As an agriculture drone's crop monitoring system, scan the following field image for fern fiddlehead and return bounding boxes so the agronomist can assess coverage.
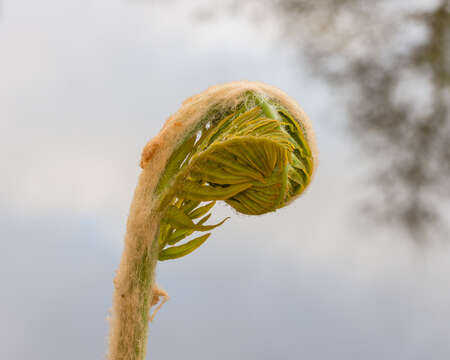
[107,81,317,360]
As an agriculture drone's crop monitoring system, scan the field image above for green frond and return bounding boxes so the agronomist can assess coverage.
[155,135,196,194]
[180,199,201,214]
[159,233,211,261]
[167,213,212,246]
[188,201,216,219]
[163,205,229,231]
[178,181,253,201]
[155,91,314,261]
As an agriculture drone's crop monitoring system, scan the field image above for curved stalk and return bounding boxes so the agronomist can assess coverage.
[107,81,318,360]
[108,168,162,360]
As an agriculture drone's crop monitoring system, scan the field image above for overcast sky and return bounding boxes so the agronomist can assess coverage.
[1,1,449,359]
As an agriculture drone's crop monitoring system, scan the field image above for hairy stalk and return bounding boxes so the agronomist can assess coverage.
[108,169,162,360]
[107,81,317,360]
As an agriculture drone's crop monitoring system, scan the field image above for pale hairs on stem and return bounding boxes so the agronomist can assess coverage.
[107,81,317,360]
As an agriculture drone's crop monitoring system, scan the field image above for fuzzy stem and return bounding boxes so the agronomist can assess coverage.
[108,167,161,360]
[107,82,317,359]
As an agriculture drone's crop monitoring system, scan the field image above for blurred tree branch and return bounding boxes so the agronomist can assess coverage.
[149,0,450,242]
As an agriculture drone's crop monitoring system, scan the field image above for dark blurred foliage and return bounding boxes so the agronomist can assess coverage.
[269,0,450,244]
[153,0,450,242]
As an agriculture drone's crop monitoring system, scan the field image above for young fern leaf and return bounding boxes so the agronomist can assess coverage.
[162,205,229,232]
[177,181,253,201]
[155,135,196,194]
[188,201,216,219]
[167,213,212,246]
[159,233,211,261]
[180,199,201,214]
[108,81,317,360]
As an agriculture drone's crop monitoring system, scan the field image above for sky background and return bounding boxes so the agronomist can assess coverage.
[1,1,449,359]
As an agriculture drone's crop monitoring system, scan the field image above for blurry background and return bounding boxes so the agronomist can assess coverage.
[1,0,449,359]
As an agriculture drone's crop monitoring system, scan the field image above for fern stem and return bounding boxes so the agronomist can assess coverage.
[108,167,161,360]
[106,81,318,360]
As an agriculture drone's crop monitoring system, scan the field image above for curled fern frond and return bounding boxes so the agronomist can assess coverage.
[153,91,316,261]
[108,81,317,360]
